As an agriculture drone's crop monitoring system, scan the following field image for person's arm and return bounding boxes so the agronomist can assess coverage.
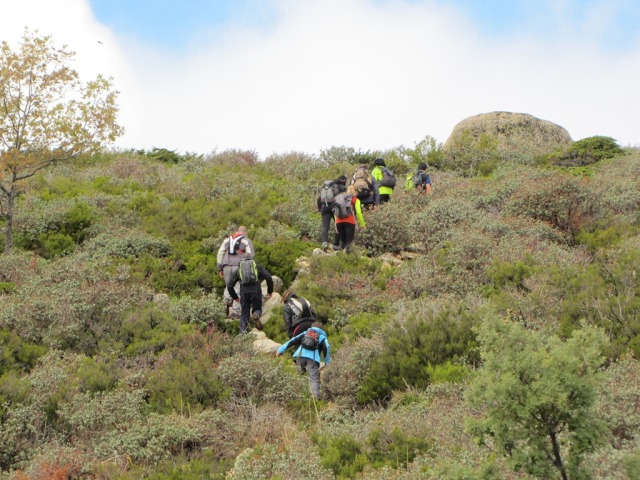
[276,331,304,356]
[354,199,365,229]
[372,178,380,205]
[227,271,239,300]
[242,238,255,259]
[322,337,330,365]
[259,265,274,296]
[216,239,227,272]
[424,174,433,193]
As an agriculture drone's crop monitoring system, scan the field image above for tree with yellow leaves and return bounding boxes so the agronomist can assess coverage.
[0,30,123,254]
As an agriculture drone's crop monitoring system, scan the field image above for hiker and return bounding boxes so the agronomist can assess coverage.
[276,321,330,399]
[227,254,274,334]
[216,226,255,319]
[371,158,396,204]
[334,185,365,254]
[317,175,347,252]
[349,164,379,211]
[282,290,317,338]
[404,162,433,193]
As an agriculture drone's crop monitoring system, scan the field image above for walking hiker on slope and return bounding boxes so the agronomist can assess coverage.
[282,290,317,338]
[227,254,274,334]
[317,175,347,252]
[371,158,396,204]
[404,162,433,194]
[349,164,380,211]
[216,226,255,319]
[276,321,331,399]
[334,185,365,254]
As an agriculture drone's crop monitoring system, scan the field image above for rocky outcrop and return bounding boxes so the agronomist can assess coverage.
[444,111,573,159]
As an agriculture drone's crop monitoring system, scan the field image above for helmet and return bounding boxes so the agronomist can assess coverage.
[374,158,385,167]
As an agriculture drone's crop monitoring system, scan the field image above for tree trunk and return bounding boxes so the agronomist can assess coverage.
[550,431,569,480]
[2,188,15,255]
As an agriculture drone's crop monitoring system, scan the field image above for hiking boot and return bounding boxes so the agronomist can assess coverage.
[321,242,328,252]
[251,312,263,330]
[332,244,340,251]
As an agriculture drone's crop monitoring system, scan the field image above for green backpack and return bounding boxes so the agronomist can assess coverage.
[404,171,423,192]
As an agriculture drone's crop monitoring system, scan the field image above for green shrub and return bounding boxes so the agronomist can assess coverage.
[0,328,46,375]
[146,353,227,414]
[549,136,623,167]
[231,443,332,480]
[356,306,478,405]
[319,434,368,477]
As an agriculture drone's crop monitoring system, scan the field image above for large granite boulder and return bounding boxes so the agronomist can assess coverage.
[444,111,573,159]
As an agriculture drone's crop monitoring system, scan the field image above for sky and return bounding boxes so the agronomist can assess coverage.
[1,0,639,158]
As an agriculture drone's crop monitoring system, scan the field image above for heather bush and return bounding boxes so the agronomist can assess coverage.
[0,253,150,352]
[93,412,202,465]
[506,173,597,235]
[230,442,332,480]
[322,336,384,406]
[84,229,171,258]
[408,197,483,250]
[56,389,147,447]
[168,293,227,329]
[216,353,306,405]
[357,197,413,255]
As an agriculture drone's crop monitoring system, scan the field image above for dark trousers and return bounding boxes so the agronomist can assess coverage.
[336,223,356,252]
[321,211,339,246]
[239,291,262,333]
[380,194,391,204]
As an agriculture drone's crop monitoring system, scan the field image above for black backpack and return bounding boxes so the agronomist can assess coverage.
[301,328,320,350]
[238,259,258,285]
[380,167,396,189]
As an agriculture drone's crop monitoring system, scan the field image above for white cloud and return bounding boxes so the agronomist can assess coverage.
[2,0,639,158]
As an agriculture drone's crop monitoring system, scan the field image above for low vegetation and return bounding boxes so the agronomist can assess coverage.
[1,112,639,478]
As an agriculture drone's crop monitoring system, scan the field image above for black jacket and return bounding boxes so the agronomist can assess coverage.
[227,264,274,299]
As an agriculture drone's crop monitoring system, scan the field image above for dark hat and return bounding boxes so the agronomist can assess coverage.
[418,162,428,170]
[334,175,347,185]
[374,158,385,167]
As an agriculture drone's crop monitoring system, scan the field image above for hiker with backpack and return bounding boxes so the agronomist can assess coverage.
[349,164,380,211]
[317,175,347,252]
[227,254,274,334]
[404,162,433,193]
[276,321,330,399]
[282,290,317,338]
[333,185,365,254]
[216,226,255,319]
[371,158,396,204]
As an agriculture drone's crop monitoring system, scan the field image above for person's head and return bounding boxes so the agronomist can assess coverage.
[334,175,347,185]
[418,162,427,171]
[311,321,324,330]
[374,158,386,167]
[237,225,248,235]
[282,289,294,303]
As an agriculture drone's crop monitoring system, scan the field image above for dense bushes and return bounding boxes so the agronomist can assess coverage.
[2,145,640,478]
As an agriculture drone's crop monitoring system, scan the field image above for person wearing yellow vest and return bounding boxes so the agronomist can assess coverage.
[371,158,396,204]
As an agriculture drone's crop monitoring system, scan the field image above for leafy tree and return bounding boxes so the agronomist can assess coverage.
[0,30,123,253]
[467,318,609,480]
